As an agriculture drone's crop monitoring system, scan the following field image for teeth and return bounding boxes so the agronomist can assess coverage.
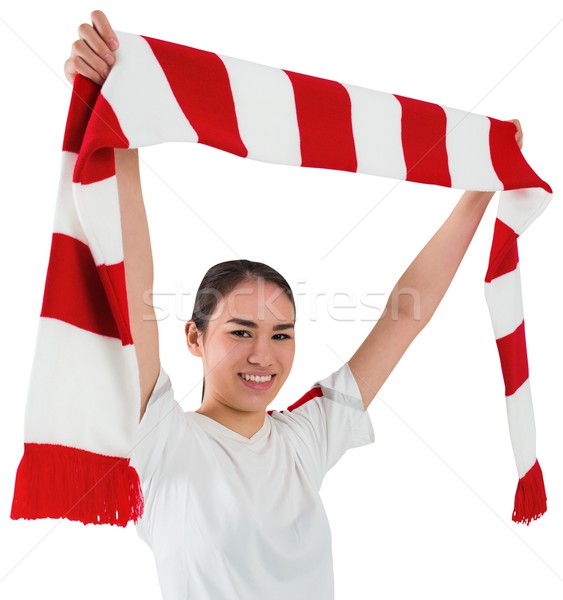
[241,373,272,383]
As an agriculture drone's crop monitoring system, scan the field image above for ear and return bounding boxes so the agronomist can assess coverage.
[185,320,204,357]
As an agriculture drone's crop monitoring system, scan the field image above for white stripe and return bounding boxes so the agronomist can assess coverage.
[483,264,523,340]
[25,317,140,456]
[505,378,537,479]
[73,176,123,266]
[497,188,553,236]
[103,31,198,148]
[52,152,88,246]
[443,107,503,191]
[313,362,367,408]
[343,83,405,179]
[218,54,302,166]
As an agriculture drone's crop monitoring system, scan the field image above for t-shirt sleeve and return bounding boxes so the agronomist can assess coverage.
[279,361,375,488]
[130,362,185,489]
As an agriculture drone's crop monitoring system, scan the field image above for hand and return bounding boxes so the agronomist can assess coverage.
[64,10,119,86]
[508,118,523,149]
[466,118,522,198]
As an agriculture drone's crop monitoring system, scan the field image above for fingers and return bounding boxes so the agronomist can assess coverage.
[64,53,106,86]
[90,10,119,52]
[508,118,523,150]
[66,36,108,85]
[64,10,119,86]
[78,22,114,66]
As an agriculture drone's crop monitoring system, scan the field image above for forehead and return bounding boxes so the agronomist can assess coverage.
[214,279,294,323]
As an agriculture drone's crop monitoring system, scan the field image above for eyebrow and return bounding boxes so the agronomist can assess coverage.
[225,318,295,331]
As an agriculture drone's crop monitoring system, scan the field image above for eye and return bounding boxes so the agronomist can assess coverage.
[231,330,250,338]
[230,331,292,340]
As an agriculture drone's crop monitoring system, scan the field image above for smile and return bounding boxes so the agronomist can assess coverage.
[238,373,276,390]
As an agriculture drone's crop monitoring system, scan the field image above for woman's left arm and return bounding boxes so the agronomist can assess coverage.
[347,120,523,410]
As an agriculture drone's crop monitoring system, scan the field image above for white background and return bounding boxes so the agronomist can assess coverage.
[1,1,562,598]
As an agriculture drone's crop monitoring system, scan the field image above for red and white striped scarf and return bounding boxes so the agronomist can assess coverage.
[11,30,552,527]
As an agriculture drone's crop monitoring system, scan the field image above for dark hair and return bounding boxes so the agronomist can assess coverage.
[188,259,296,402]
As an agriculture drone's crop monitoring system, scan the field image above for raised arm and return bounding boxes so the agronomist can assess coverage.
[346,120,523,411]
[64,10,160,423]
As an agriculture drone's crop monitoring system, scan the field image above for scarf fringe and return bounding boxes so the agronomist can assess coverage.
[11,442,144,527]
[512,459,547,525]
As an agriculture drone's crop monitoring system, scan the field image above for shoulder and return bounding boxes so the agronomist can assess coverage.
[273,362,363,417]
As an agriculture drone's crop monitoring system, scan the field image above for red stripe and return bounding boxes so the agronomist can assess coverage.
[97,262,133,346]
[286,385,323,412]
[142,35,247,158]
[11,442,143,527]
[394,94,451,188]
[73,94,129,185]
[283,70,357,172]
[267,386,323,416]
[62,75,102,154]
[485,218,519,282]
[489,118,552,193]
[496,320,529,397]
[40,233,132,344]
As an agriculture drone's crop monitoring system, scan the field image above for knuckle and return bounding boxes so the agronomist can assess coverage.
[93,39,109,56]
[92,52,107,67]
[97,61,110,76]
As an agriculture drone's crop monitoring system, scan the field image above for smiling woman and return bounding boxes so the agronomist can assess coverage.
[184,259,297,411]
[129,251,377,597]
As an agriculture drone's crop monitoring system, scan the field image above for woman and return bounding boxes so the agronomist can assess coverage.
[64,10,522,599]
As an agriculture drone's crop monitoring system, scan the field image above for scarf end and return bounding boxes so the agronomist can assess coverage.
[10,442,144,527]
[512,459,547,525]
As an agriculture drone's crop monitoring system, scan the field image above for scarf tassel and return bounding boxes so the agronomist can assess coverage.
[512,459,547,525]
[11,442,144,527]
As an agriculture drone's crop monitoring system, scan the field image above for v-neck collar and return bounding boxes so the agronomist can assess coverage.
[190,410,271,443]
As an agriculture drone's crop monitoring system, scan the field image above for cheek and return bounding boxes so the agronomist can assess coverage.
[222,340,249,367]
[205,338,242,369]
[278,342,296,364]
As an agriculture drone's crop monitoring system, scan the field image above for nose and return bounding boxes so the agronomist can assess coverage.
[247,335,274,367]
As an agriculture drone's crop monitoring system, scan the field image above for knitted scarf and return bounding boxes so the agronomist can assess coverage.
[11,30,552,527]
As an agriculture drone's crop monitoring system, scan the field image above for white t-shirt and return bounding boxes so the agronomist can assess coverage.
[130,361,375,600]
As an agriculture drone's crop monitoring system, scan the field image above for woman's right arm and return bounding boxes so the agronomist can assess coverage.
[65,10,160,423]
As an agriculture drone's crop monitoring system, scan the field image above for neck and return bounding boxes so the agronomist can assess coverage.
[196,402,266,439]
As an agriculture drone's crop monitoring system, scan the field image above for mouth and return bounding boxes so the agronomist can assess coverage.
[238,373,276,390]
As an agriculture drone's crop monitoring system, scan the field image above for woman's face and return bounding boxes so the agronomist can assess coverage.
[195,278,296,413]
